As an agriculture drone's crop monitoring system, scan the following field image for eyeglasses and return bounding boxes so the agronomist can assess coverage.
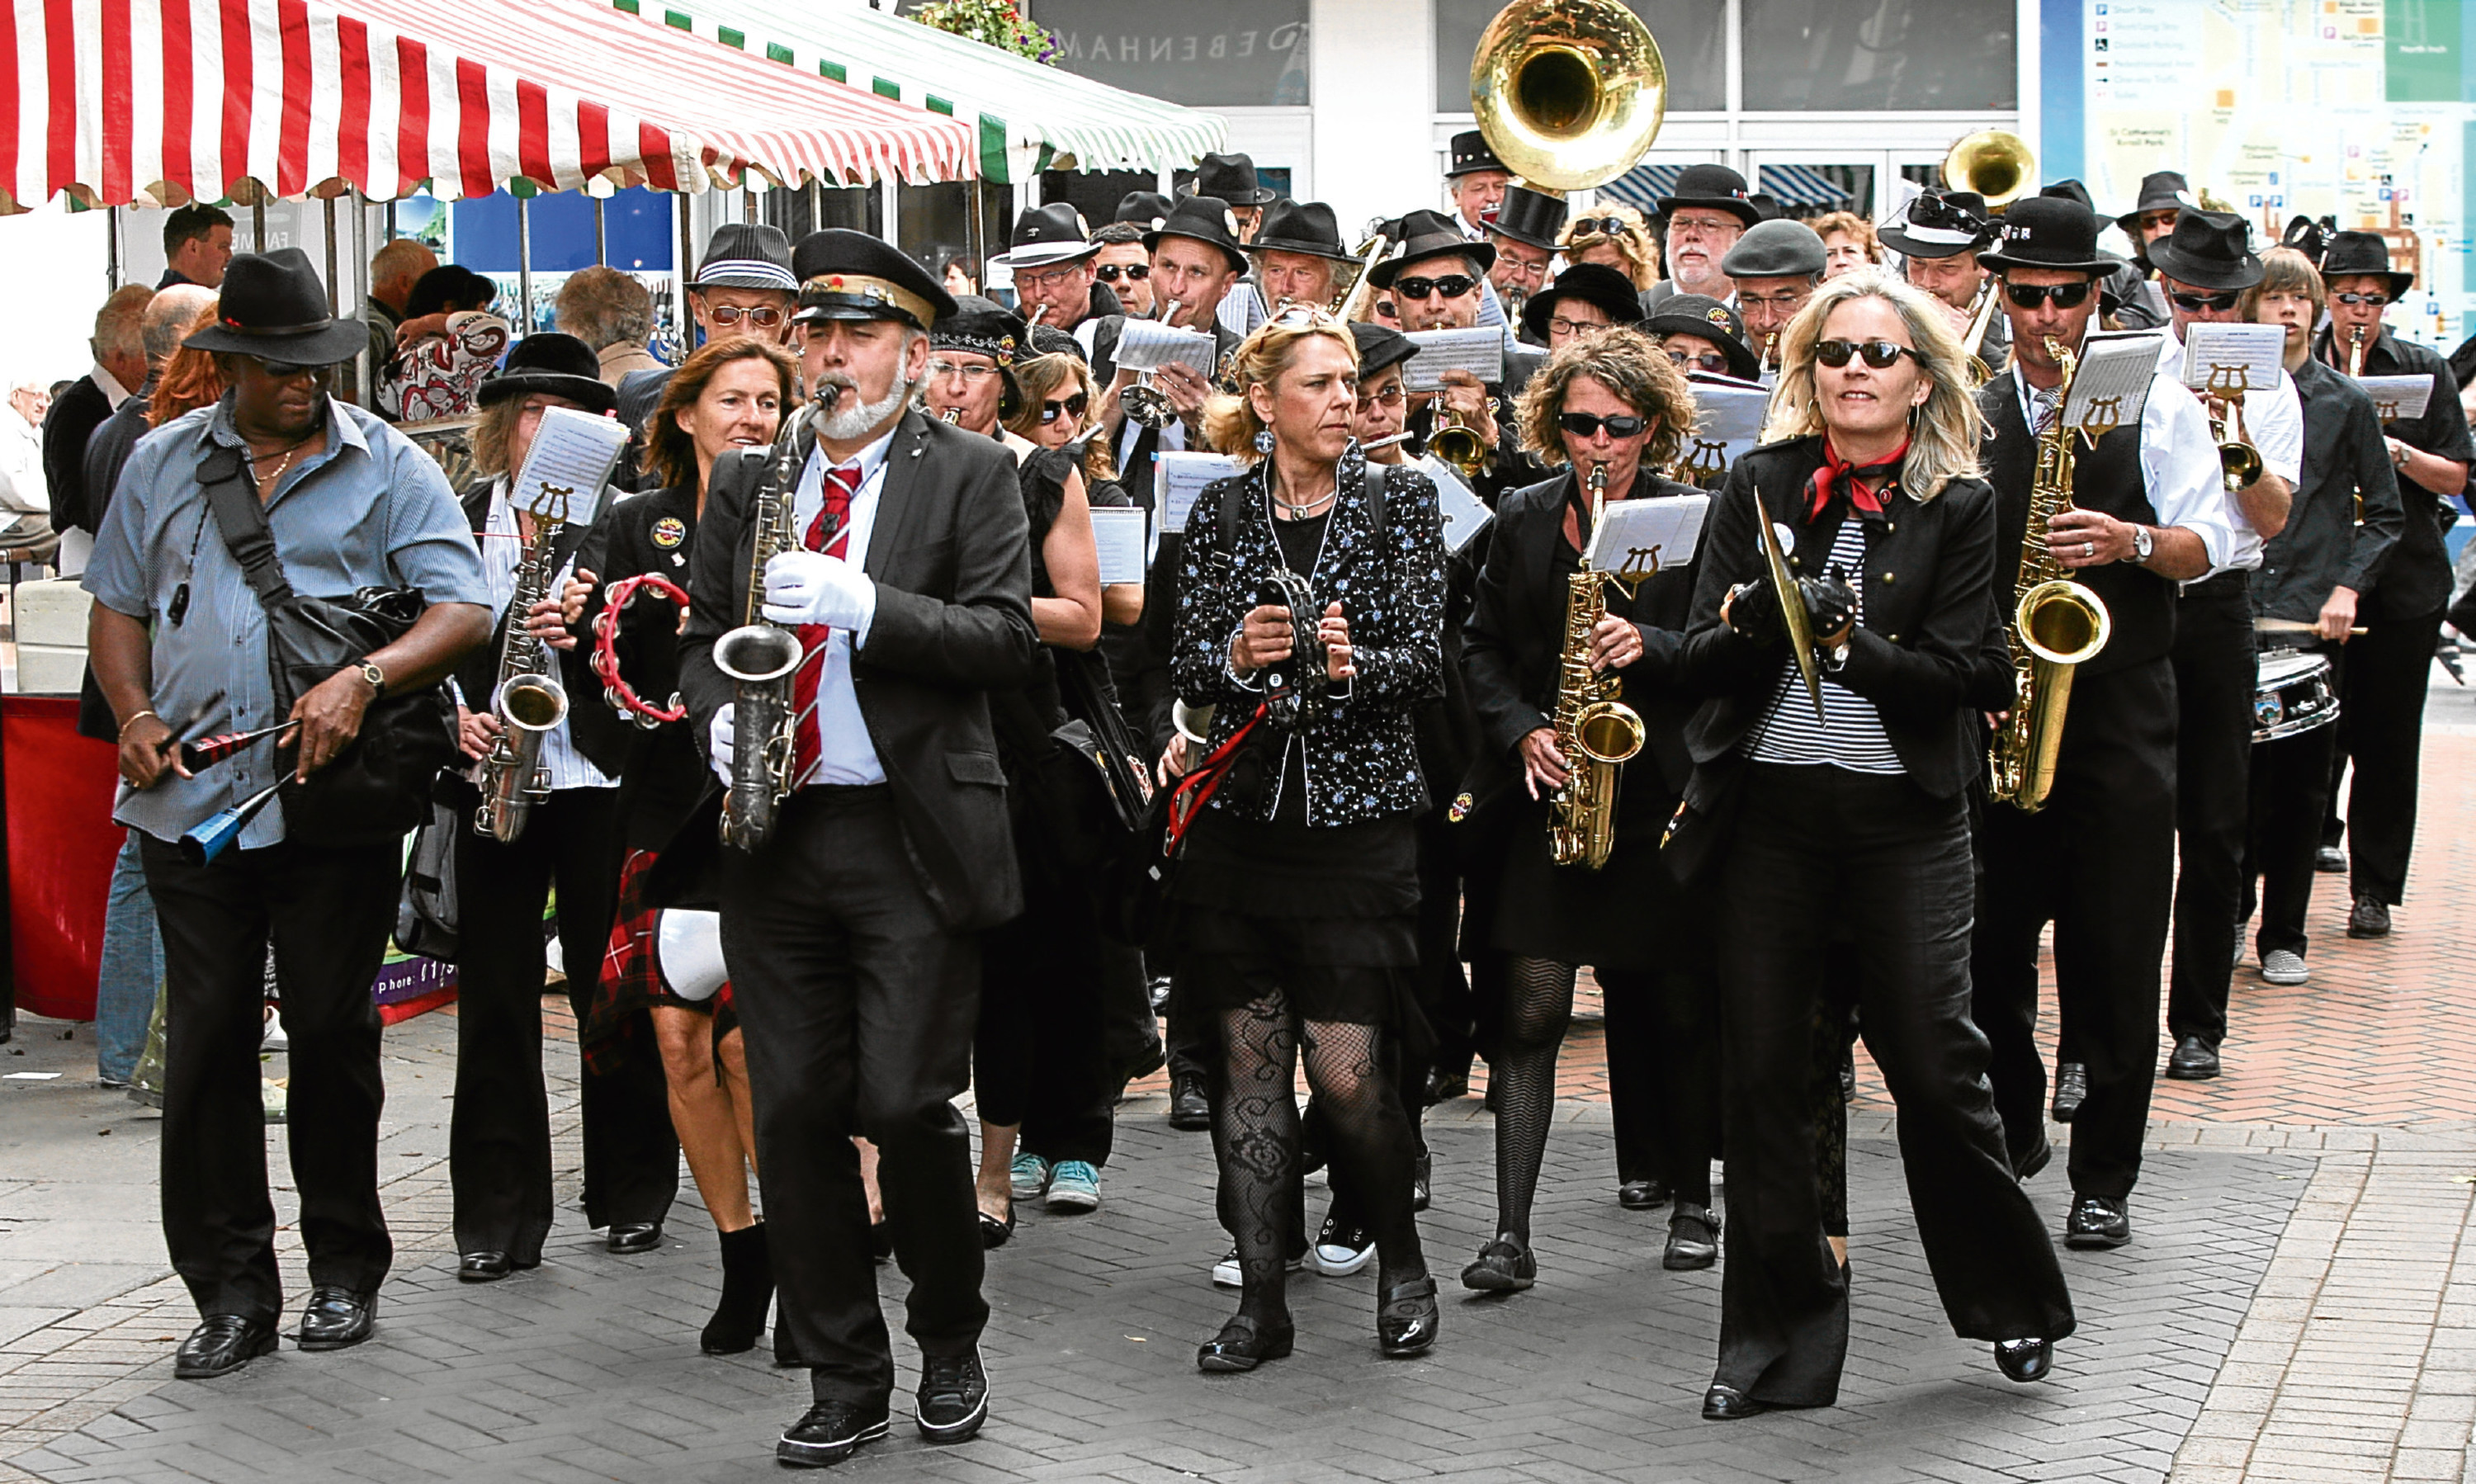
[1014,264,1086,293]
[2167,289,2243,312]
[2001,281,2094,310]
[706,305,786,328]
[1814,338,1925,370]
[1663,217,1739,241]
[926,360,1000,383]
[1392,274,1477,301]
[1548,315,1611,338]
[1568,217,1631,239]
[1038,391,1090,424]
[1666,348,1734,375]
[1558,411,1649,439]
[1355,386,1406,411]
[2333,291,2390,306]
[1094,263,1151,284]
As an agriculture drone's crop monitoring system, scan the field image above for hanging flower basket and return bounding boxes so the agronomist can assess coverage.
[909,0,1061,66]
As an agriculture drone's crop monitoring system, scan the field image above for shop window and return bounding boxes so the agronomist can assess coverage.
[1740,0,2015,111]
[1027,0,1311,106]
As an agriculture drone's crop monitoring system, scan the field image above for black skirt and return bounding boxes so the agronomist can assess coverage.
[1171,806,1420,1026]
[1487,784,1675,971]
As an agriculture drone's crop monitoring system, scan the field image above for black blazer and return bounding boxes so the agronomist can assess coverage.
[1680,437,2003,803]
[2256,359,2403,625]
[677,411,1041,932]
[1462,468,1703,808]
[455,480,629,778]
[572,483,707,849]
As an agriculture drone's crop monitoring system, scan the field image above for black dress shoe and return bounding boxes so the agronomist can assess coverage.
[776,1398,890,1467]
[1702,1383,1767,1420]
[1411,1152,1432,1213]
[173,1314,278,1378]
[2315,844,2346,874]
[978,1205,1015,1250]
[1664,1203,1719,1270]
[2049,1062,2088,1123]
[915,1347,989,1443]
[458,1250,513,1283]
[2166,1035,2221,1080]
[1459,1236,1536,1293]
[1167,1070,1212,1131]
[2013,1137,2053,1182]
[1994,1337,2053,1382]
[1425,1066,1469,1105]
[2348,893,2391,938]
[607,1222,663,1255]
[1377,1275,1439,1357]
[1196,1313,1295,1373]
[2065,1192,2131,1250]
[295,1286,376,1351]
[1618,1179,1670,1211]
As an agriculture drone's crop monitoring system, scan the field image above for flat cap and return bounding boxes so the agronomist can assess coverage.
[1721,219,1827,280]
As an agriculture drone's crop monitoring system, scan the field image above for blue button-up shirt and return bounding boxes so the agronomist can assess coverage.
[83,394,489,848]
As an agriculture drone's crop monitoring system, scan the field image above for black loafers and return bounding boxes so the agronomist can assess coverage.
[1995,1338,2054,1382]
[2315,844,2346,873]
[1618,1179,1670,1211]
[457,1250,513,1283]
[1459,1236,1536,1293]
[776,1398,890,1468]
[2049,1062,2088,1123]
[915,1347,989,1444]
[1664,1203,1719,1270]
[2166,1035,2221,1080]
[1377,1275,1439,1358]
[174,1314,279,1378]
[607,1222,663,1255]
[1702,1383,1767,1421]
[2348,893,2391,938]
[2066,1192,2131,1249]
[295,1286,376,1351]
[1197,1313,1295,1373]
[1167,1070,1212,1131]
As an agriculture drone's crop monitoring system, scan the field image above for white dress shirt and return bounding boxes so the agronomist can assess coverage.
[785,424,897,787]
[2011,360,2241,577]
[474,480,616,793]
[2155,333,2304,574]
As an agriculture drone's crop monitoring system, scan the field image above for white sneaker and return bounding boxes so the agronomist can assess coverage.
[1310,1214,1377,1277]
[1211,1245,1305,1288]
[261,1005,289,1052]
[2261,949,2310,985]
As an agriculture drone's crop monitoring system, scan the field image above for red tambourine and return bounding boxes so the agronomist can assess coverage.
[590,574,692,728]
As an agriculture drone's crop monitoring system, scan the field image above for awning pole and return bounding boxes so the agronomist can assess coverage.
[351,190,371,408]
[106,208,121,292]
[324,196,341,316]
[678,191,697,358]
[517,190,533,335]
[253,197,267,251]
[967,179,985,280]
[594,196,607,266]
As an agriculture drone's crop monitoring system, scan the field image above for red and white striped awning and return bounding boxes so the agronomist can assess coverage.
[1,0,980,213]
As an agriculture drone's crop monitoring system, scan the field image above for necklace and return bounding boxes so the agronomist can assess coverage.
[1271,470,1338,521]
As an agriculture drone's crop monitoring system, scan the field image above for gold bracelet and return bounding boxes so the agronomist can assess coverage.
[117,709,160,738]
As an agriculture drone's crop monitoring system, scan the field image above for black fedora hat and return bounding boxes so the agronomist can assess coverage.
[1185,152,1277,207]
[1519,263,1644,342]
[1250,200,1356,262]
[692,222,796,292]
[477,333,618,415]
[1144,195,1251,274]
[1489,186,1570,253]
[789,229,954,331]
[1348,321,1417,380]
[990,203,1099,271]
[182,248,371,366]
[1655,163,1761,228]
[2114,170,2196,238]
[1977,196,2124,276]
[1367,209,1495,288]
[1878,191,1991,260]
[2039,179,2095,211]
[1444,130,1506,180]
[1647,294,1759,381]
[2145,209,2263,291]
[2318,229,2414,298]
[1114,191,1174,229]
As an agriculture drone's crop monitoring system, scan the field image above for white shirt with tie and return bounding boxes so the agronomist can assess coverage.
[785,425,897,787]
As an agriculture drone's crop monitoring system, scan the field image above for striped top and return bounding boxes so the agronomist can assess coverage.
[1744,515,1905,774]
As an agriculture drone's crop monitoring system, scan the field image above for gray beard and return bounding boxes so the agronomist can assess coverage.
[808,377,914,442]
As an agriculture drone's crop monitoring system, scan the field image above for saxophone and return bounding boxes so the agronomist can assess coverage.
[1548,463,1647,869]
[474,503,573,842]
[1987,337,2114,812]
[710,399,819,851]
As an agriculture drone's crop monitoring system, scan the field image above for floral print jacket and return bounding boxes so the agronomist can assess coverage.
[1171,446,1447,826]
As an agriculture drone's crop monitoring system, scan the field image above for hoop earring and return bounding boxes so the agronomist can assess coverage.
[1255,426,1276,456]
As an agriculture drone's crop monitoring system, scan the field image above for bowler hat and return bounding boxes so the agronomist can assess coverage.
[990,205,1100,271]
[1367,210,1495,288]
[1489,186,1571,253]
[476,333,619,415]
[1722,219,1828,281]
[2144,210,2263,292]
[1976,196,2124,276]
[1250,201,1357,263]
[1444,130,1506,180]
[1519,263,1645,342]
[1646,294,1759,381]
[1186,153,1277,208]
[789,229,954,332]
[2318,229,2414,298]
[2113,171,2197,239]
[1144,196,1252,275]
[182,248,371,366]
[692,223,796,292]
[1655,163,1761,229]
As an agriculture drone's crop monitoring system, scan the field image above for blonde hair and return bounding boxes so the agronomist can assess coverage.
[1510,328,1692,473]
[1809,211,1883,264]
[1200,318,1361,464]
[1759,270,1983,500]
[1558,204,1660,291]
[1007,352,1117,484]
[2242,246,2325,327]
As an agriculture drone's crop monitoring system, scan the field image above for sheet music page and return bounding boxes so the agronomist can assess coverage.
[1410,456,1493,553]
[1585,493,1711,574]
[1089,507,1148,585]
[509,406,626,524]
[2178,322,2289,393]
[1111,319,1220,375]
[1155,452,1246,534]
[1401,327,1507,392]
[2353,374,2433,422]
[2062,331,2165,433]
[1676,380,1772,477]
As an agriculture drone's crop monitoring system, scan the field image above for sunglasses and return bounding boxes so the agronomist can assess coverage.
[2001,281,2094,310]
[706,305,785,328]
[2168,289,2243,312]
[1094,262,1151,284]
[2333,291,2390,306]
[1038,391,1090,424]
[1814,338,1925,370]
[249,357,333,380]
[1392,274,1477,301]
[1558,411,1649,439]
[1568,216,1632,239]
[1666,348,1734,375]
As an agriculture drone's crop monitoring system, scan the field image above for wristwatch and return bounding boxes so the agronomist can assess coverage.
[354,659,388,698]
[2127,526,2155,566]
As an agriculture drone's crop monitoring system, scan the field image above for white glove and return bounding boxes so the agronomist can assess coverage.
[763,550,877,634]
[707,707,735,787]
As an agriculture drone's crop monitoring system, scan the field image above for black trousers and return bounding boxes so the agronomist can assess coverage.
[1973,658,2176,1202]
[451,787,674,1260]
[2242,714,2343,963]
[141,833,401,1323]
[2166,574,2252,1041]
[1412,804,1475,1083]
[1601,959,1717,1203]
[719,786,988,1406]
[974,822,1114,1167]
[1718,765,2072,1408]
[2325,605,2444,905]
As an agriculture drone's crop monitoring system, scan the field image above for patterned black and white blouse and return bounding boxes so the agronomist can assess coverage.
[1172,444,1448,827]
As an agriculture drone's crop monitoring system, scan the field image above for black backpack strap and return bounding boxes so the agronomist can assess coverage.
[1216,470,1248,553]
[1365,461,1387,536]
[195,437,297,611]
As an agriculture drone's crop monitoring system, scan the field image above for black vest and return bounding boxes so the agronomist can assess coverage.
[1978,380,2176,674]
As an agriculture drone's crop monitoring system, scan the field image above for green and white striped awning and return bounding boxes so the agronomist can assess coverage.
[612,0,1226,185]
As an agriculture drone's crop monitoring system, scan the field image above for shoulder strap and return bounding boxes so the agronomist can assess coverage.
[1365,461,1387,535]
[1217,470,1250,551]
[196,437,296,610]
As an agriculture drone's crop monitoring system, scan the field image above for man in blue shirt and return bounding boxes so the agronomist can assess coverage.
[83,249,491,1381]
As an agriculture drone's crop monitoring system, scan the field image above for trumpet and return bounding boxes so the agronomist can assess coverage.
[1428,395,1499,480]
[2347,326,2370,525]
[1334,232,1392,323]
[1959,278,2003,385]
[1119,301,1182,429]
[2202,365,2261,494]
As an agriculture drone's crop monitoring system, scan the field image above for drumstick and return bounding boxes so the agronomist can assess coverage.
[177,722,296,773]
[2255,617,2369,636]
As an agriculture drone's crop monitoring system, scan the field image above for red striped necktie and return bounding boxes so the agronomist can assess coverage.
[788,462,859,786]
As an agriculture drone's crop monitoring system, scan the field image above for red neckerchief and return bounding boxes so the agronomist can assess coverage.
[1806,434,1909,523]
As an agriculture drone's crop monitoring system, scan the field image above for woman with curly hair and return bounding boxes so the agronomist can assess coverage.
[1809,211,1883,281]
[1558,203,1662,293]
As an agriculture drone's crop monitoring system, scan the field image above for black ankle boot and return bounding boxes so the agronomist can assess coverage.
[702,1223,775,1355]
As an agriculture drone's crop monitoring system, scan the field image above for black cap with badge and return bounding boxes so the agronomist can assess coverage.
[1444,130,1507,179]
[788,229,956,332]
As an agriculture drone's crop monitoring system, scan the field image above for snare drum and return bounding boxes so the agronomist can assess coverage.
[2252,650,2340,743]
